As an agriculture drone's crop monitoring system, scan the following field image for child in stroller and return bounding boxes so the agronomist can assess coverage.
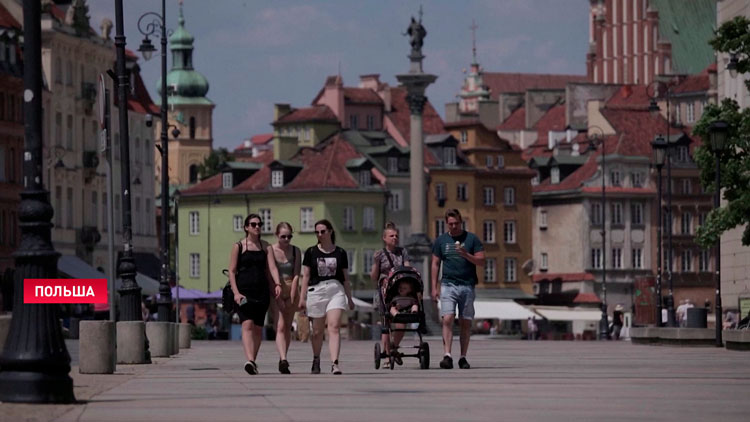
[389,280,419,317]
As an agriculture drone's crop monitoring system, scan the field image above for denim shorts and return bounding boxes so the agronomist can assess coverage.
[439,283,475,320]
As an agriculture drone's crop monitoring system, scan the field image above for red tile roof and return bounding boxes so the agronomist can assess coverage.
[251,133,273,146]
[0,3,20,29]
[275,105,338,124]
[533,148,602,193]
[599,108,676,158]
[483,72,587,100]
[672,73,710,95]
[127,70,159,115]
[180,173,222,195]
[605,85,651,110]
[344,87,383,104]
[532,272,595,283]
[573,292,602,304]
[497,106,526,130]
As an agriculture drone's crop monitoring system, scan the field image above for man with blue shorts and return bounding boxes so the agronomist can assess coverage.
[431,209,485,369]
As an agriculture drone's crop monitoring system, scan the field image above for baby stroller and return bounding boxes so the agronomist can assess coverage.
[373,265,430,370]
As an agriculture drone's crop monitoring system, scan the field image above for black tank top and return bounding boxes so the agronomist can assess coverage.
[235,242,269,302]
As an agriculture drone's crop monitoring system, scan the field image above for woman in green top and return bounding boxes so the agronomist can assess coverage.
[271,222,301,374]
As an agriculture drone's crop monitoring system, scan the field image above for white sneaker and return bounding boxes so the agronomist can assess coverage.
[331,360,342,375]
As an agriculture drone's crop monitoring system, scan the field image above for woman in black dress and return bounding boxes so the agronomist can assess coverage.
[228,213,282,375]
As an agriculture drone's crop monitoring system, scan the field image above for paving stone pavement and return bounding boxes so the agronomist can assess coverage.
[2,337,750,422]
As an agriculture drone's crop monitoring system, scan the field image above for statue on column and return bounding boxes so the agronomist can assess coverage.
[404,7,426,56]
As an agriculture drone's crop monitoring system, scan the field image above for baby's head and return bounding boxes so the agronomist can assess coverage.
[397,280,413,296]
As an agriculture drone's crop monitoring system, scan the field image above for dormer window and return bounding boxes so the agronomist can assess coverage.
[387,157,399,173]
[222,172,233,189]
[460,131,468,144]
[271,170,284,188]
[551,167,560,184]
[359,170,371,186]
[444,147,456,166]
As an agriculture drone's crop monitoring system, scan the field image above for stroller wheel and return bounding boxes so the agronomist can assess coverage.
[374,343,381,370]
[418,342,430,370]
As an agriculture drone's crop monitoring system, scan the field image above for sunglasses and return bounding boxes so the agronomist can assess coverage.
[248,222,263,228]
[315,229,328,235]
[279,234,293,240]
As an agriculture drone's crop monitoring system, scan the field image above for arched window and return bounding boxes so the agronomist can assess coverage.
[189,164,198,184]
[189,116,196,139]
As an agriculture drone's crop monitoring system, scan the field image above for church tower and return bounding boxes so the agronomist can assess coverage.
[154,4,214,186]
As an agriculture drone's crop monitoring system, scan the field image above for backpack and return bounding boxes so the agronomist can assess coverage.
[222,241,242,314]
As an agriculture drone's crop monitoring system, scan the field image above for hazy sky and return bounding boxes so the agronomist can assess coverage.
[88,0,589,150]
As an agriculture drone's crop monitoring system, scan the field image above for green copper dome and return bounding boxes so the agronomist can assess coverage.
[157,4,210,102]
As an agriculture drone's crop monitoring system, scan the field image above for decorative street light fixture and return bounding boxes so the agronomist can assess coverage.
[585,125,610,340]
[0,0,75,403]
[651,135,668,326]
[138,0,173,322]
[727,53,739,80]
[647,80,676,327]
[708,120,728,347]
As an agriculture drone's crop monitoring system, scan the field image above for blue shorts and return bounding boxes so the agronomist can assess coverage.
[440,283,475,320]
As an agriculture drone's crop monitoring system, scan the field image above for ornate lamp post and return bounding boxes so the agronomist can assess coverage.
[137,0,172,322]
[647,81,676,327]
[585,126,610,340]
[708,120,728,346]
[651,135,668,326]
[0,0,75,403]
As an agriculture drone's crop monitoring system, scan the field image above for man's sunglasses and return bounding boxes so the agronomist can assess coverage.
[248,222,263,228]
[279,234,293,240]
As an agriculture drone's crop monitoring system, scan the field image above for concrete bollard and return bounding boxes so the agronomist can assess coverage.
[0,314,12,350]
[116,321,148,364]
[179,323,191,349]
[79,320,116,374]
[168,322,178,355]
[172,322,180,354]
[146,321,171,357]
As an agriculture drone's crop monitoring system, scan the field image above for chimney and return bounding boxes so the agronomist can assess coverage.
[359,74,381,90]
[274,104,292,121]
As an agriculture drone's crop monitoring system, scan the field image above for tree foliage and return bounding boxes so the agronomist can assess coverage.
[197,148,233,180]
[692,16,750,247]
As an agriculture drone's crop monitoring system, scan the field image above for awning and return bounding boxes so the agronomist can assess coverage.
[472,300,538,320]
[58,255,105,279]
[532,306,603,321]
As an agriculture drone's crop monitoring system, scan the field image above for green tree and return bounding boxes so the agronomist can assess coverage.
[692,16,750,248]
[197,148,233,180]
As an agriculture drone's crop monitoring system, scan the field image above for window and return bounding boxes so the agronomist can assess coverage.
[483,220,496,243]
[363,249,374,274]
[388,190,402,212]
[504,258,517,282]
[55,112,62,146]
[347,250,355,274]
[366,115,375,130]
[65,60,73,86]
[222,172,233,189]
[483,187,495,206]
[591,248,602,269]
[55,57,62,83]
[349,114,358,129]
[540,253,548,271]
[435,183,446,200]
[359,170,371,186]
[681,212,691,235]
[300,207,314,232]
[531,174,539,186]
[66,188,73,228]
[699,249,710,272]
[443,147,456,166]
[681,249,693,272]
[460,130,468,144]
[189,253,200,278]
[232,215,243,232]
[189,211,199,235]
[612,248,622,269]
[343,206,355,231]
[631,172,643,187]
[681,179,691,195]
[457,183,468,201]
[66,114,73,149]
[698,212,707,228]
[611,202,623,225]
[677,146,689,163]
[503,220,516,244]
[485,156,493,168]
[189,164,198,184]
[632,248,643,269]
[145,199,152,235]
[540,210,548,229]
[550,167,560,184]
[387,157,398,173]
[363,207,375,231]
[484,258,496,282]
[592,202,602,225]
[503,187,515,206]
[134,197,141,235]
[687,103,695,123]
[631,203,643,225]
[664,249,674,271]
[435,219,446,236]
[259,209,272,233]
[674,104,681,124]
[610,170,621,186]
[496,155,504,168]
[271,170,283,188]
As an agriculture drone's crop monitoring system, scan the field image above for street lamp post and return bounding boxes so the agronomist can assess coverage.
[586,126,610,340]
[0,0,75,403]
[648,81,676,327]
[138,1,172,322]
[651,135,668,326]
[708,121,728,347]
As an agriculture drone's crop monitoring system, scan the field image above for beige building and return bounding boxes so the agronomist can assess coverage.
[716,0,750,312]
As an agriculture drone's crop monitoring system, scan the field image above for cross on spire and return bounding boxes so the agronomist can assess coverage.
[470,19,478,64]
[418,4,423,23]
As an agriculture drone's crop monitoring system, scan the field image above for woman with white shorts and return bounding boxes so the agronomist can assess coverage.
[298,219,355,374]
